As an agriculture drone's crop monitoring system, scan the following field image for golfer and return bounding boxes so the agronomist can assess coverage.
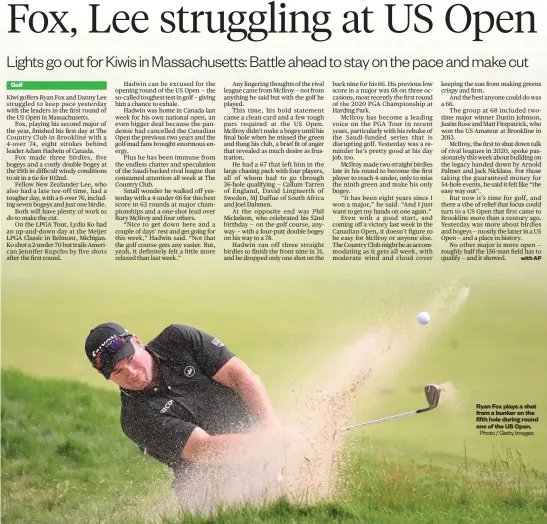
[85,322,299,507]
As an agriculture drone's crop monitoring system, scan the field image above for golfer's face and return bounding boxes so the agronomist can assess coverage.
[110,343,153,390]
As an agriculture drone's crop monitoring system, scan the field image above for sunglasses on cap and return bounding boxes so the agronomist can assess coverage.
[93,334,133,373]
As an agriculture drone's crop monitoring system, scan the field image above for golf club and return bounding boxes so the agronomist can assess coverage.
[341,384,441,433]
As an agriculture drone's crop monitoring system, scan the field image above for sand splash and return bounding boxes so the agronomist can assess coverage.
[122,284,470,518]
[438,381,465,413]
[277,283,471,502]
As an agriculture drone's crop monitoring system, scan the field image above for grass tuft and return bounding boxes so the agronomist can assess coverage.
[3,370,547,524]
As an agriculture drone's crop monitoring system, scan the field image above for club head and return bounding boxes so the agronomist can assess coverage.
[424,384,441,410]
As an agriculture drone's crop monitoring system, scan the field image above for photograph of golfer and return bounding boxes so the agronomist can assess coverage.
[85,322,303,507]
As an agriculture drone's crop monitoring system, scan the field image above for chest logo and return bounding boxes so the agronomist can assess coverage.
[184,366,196,378]
[160,399,173,414]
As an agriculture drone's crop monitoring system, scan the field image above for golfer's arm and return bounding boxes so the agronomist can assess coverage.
[182,427,279,464]
[213,357,280,427]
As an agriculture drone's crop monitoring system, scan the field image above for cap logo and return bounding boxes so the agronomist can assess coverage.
[184,366,196,378]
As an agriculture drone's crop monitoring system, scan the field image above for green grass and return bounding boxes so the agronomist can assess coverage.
[3,370,547,523]
[1,369,174,524]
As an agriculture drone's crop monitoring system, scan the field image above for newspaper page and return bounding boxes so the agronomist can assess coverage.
[2,0,546,522]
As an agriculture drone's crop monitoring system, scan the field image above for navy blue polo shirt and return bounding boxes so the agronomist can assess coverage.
[120,324,258,473]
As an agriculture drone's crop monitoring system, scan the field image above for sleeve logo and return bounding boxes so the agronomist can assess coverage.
[211,338,225,348]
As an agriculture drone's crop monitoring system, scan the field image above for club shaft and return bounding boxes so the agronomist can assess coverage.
[342,409,418,432]
[341,384,440,433]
